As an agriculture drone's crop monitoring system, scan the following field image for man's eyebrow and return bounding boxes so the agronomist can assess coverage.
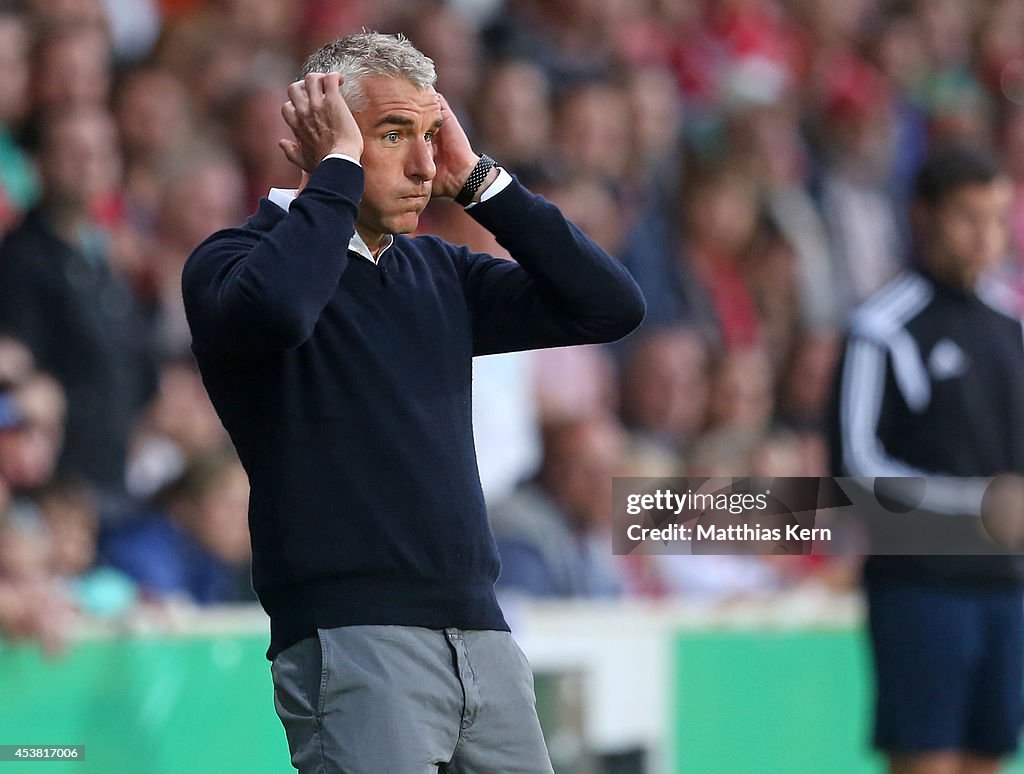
[374,115,416,128]
[373,115,445,130]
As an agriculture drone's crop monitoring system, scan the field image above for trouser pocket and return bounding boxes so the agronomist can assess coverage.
[314,628,330,717]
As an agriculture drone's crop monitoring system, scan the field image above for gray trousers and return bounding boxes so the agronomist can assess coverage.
[270,625,555,773]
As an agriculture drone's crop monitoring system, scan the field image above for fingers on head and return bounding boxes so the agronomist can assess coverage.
[287,80,309,111]
[322,72,343,107]
[304,72,325,106]
[281,100,299,128]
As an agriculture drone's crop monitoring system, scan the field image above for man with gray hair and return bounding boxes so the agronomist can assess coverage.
[182,31,645,773]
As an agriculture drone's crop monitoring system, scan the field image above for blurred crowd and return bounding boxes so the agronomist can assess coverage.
[1,0,1023,651]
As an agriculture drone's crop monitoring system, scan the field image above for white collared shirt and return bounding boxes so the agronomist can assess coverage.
[267,154,512,265]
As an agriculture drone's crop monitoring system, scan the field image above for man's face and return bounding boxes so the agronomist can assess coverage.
[929,179,1012,286]
[351,76,442,241]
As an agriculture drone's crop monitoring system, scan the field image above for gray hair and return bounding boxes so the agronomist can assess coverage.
[300,31,436,112]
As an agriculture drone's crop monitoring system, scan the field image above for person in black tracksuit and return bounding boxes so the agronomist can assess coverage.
[829,146,1024,774]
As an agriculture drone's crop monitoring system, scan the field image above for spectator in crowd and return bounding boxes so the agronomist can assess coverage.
[623,64,685,201]
[742,214,801,369]
[35,477,137,618]
[705,342,775,438]
[114,65,192,231]
[32,27,112,113]
[472,59,555,188]
[0,336,34,393]
[816,59,904,312]
[0,505,77,655]
[552,81,631,192]
[491,415,627,599]
[618,326,709,457]
[147,144,245,358]
[728,88,842,332]
[101,450,254,605]
[0,370,66,493]
[683,160,764,347]
[224,74,303,210]
[126,357,228,499]
[0,106,157,499]
[0,360,78,654]
[830,146,1024,774]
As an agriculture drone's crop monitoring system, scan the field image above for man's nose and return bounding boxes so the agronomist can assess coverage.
[408,137,436,182]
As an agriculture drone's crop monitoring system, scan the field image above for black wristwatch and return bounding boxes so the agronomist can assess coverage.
[454,154,497,206]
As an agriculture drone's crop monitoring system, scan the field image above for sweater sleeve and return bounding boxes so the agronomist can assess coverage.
[458,177,646,356]
[181,159,363,355]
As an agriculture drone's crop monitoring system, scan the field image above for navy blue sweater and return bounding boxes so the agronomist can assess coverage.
[181,159,645,659]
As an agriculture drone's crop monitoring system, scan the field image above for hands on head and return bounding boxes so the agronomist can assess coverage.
[279,72,363,174]
[278,75,492,201]
[431,93,494,201]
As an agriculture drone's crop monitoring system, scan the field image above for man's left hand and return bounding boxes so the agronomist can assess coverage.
[431,94,495,201]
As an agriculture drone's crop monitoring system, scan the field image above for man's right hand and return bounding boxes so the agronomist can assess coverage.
[279,72,363,173]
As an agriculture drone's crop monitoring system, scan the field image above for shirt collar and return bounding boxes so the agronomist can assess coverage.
[267,187,393,265]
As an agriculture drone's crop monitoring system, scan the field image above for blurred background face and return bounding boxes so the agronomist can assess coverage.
[0,15,29,126]
[927,179,1012,285]
[0,378,65,490]
[0,425,58,489]
[475,61,551,165]
[231,84,297,185]
[707,346,774,435]
[116,69,190,161]
[0,338,34,389]
[409,5,479,109]
[35,29,111,111]
[215,0,299,51]
[554,85,631,182]
[687,172,759,256]
[38,490,98,577]
[626,66,683,170]
[873,13,929,93]
[621,329,709,441]
[40,110,121,209]
[542,418,625,531]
